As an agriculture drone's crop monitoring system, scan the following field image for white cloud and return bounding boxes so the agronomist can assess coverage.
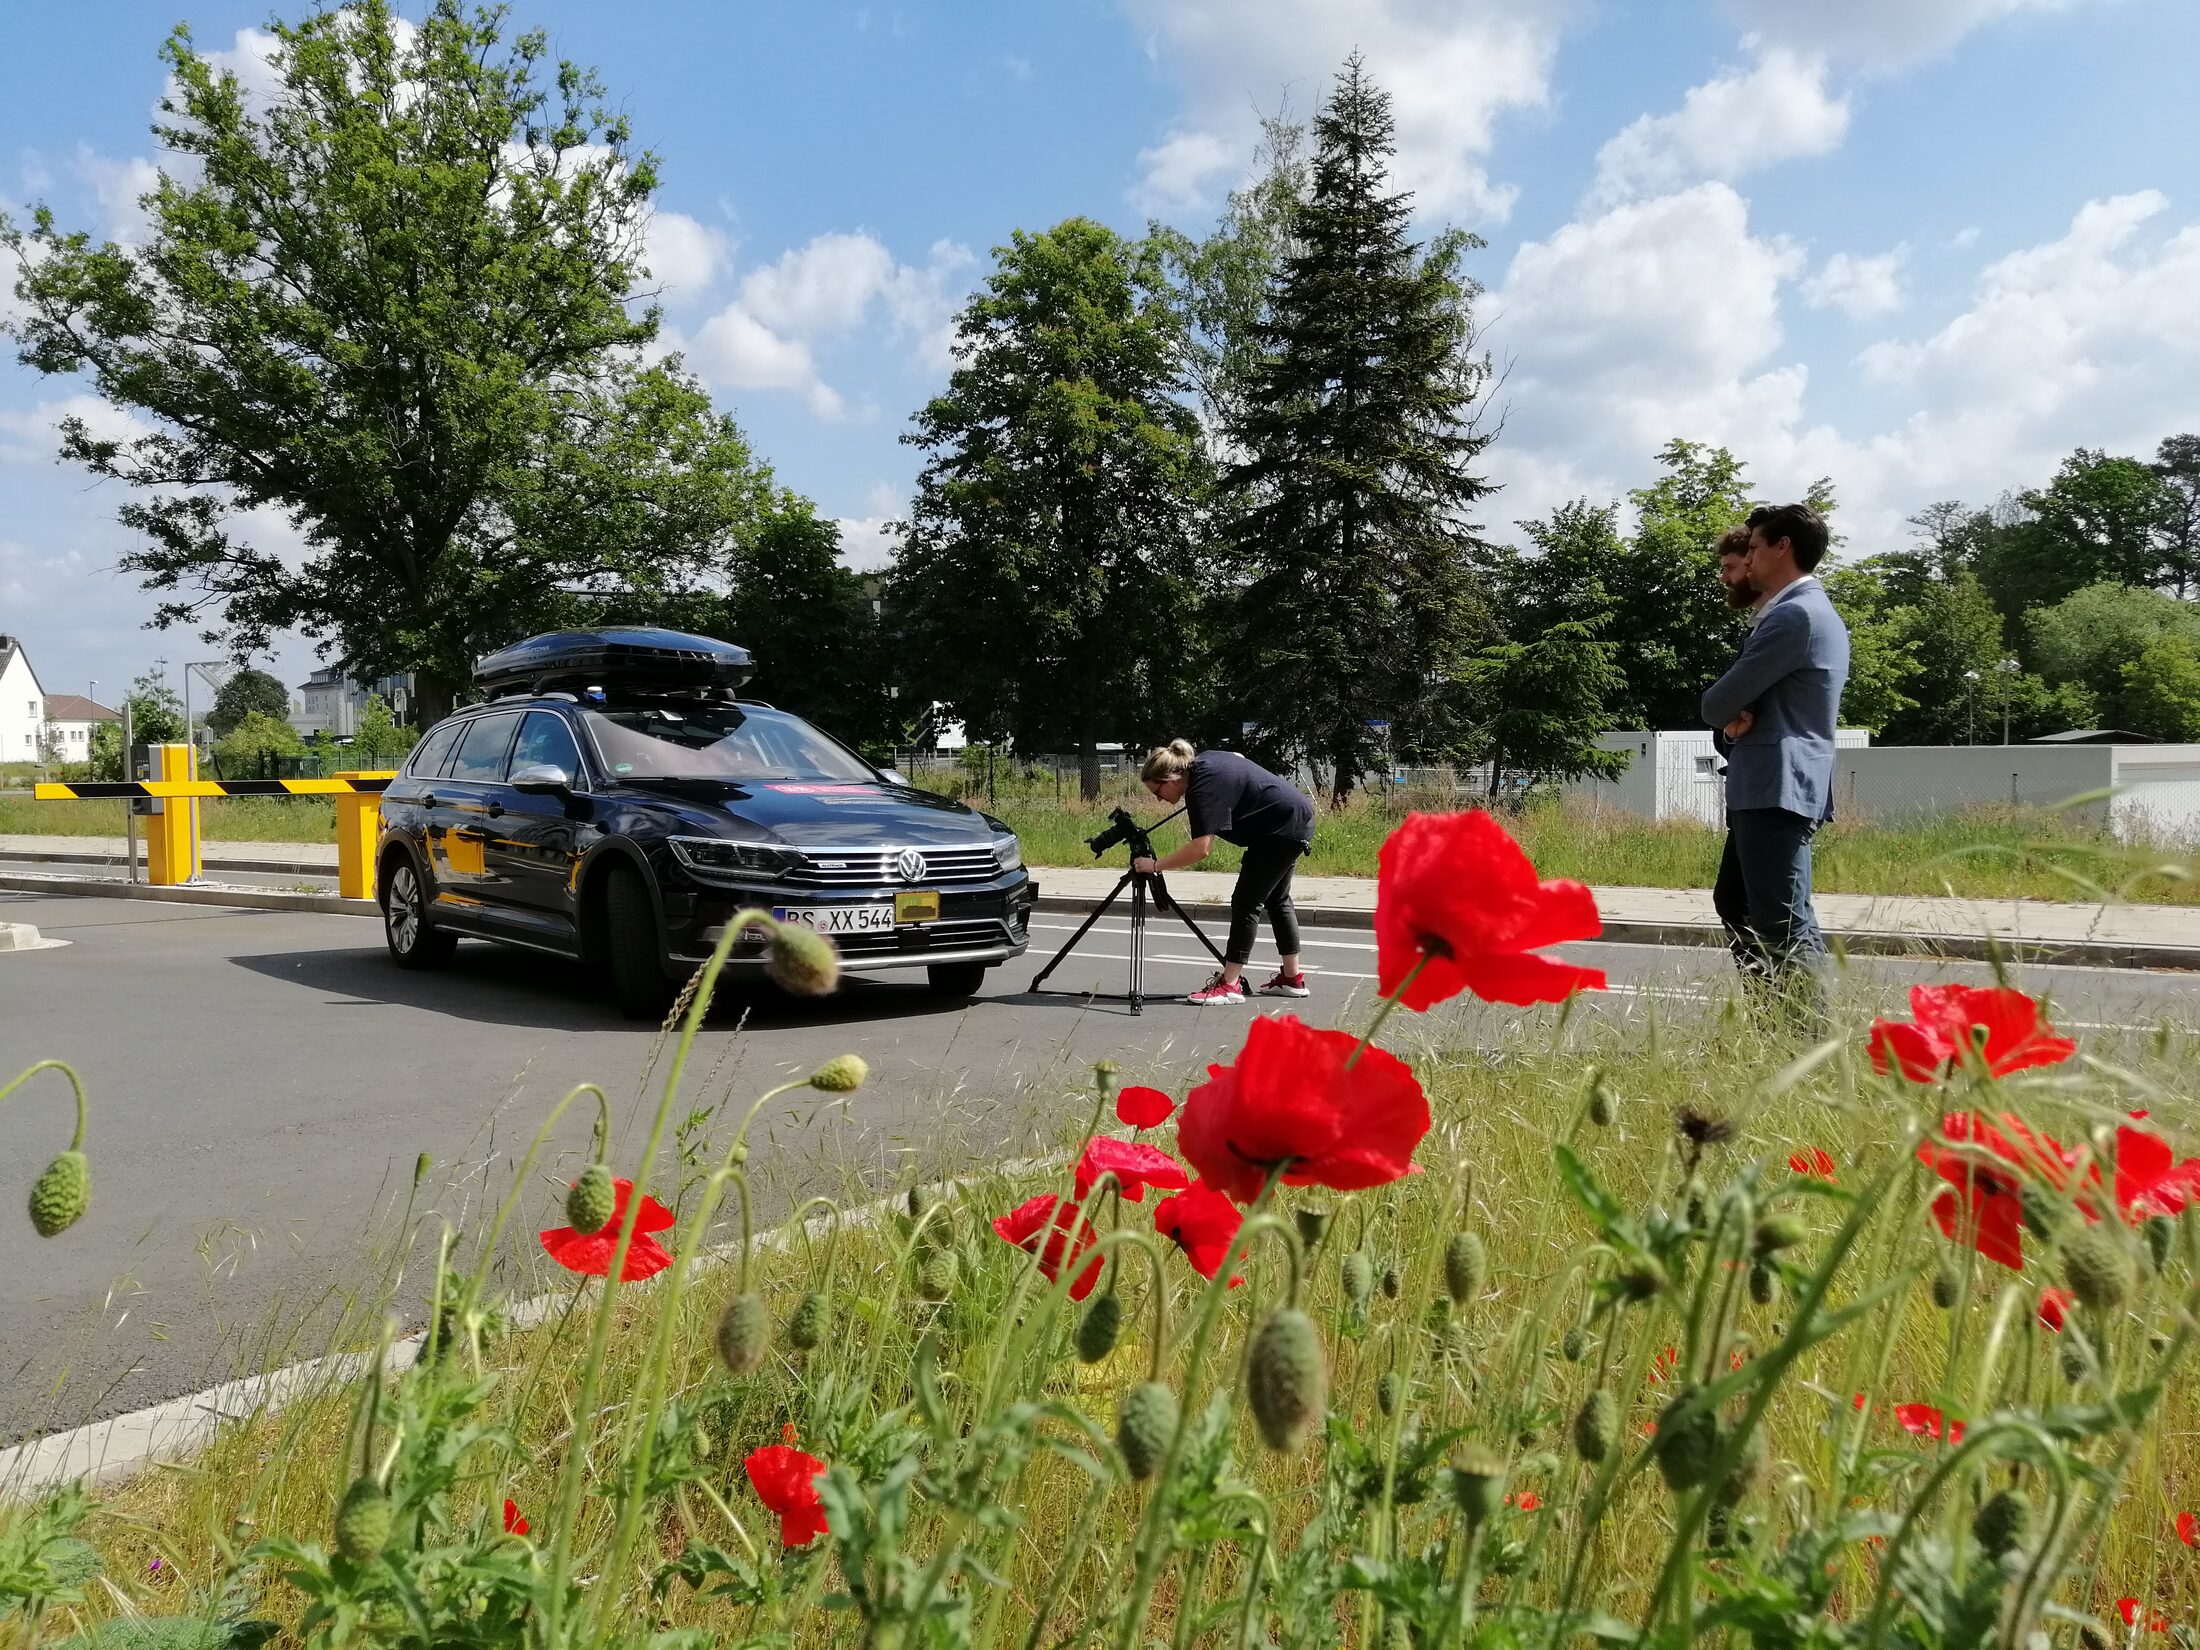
[1588,47,1847,206]
[688,307,844,420]
[0,394,156,466]
[1803,247,1908,317]
[741,232,900,335]
[201,26,288,108]
[1721,0,2106,69]
[834,516,899,572]
[1121,0,1569,221]
[642,209,729,301]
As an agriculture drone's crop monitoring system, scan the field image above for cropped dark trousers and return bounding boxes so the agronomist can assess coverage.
[1226,838,1305,965]
[1716,806,1828,1022]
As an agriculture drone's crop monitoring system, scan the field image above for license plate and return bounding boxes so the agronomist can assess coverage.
[894,890,941,925]
[774,903,894,935]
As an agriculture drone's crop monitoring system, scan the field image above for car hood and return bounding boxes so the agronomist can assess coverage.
[607,778,1003,846]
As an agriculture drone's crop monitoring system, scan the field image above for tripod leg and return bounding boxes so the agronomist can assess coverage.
[1129,872,1146,1015]
[1149,872,1229,967]
[1030,872,1135,991]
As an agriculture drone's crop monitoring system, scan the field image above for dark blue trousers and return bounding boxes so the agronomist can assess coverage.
[1716,807,1827,998]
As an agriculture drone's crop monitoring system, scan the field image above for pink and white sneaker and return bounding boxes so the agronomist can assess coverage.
[1185,972,1250,1005]
[1258,971,1311,998]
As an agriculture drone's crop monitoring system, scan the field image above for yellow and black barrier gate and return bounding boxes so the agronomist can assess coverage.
[34,743,397,899]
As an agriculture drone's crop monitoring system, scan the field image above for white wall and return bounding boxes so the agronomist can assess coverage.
[0,649,44,763]
[2108,748,2200,845]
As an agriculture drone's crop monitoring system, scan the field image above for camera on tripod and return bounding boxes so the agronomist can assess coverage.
[1086,805,1155,859]
[1031,800,1223,1014]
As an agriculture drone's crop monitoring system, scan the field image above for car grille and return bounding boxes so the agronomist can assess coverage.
[783,845,1002,888]
[834,917,1013,957]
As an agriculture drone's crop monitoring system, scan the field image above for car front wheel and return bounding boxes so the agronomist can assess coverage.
[604,862,674,1021]
[382,856,456,969]
[926,961,989,999]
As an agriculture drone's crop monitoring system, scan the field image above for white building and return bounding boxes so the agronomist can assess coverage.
[40,693,119,761]
[1833,741,2200,844]
[1571,728,1873,827]
[289,666,413,738]
[0,635,47,763]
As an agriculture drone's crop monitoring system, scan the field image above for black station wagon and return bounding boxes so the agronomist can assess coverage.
[374,628,1037,1016]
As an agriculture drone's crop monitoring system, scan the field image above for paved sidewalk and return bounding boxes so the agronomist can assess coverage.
[5,833,2194,967]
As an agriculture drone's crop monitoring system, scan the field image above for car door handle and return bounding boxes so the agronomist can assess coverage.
[485,801,504,818]
[422,794,440,810]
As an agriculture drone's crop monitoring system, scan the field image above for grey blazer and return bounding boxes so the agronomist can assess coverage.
[1700,577,1850,821]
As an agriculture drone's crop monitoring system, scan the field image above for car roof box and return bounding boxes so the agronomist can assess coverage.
[473,628,756,695]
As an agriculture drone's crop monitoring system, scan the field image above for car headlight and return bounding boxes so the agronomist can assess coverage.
[668,835,800,882]
[993,834,1024,873]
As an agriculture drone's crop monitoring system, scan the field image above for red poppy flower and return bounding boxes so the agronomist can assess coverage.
[1506,1491,1543,1511]
[539,1177,675,1281]
[1116,1085,1176,1129]
[1175,1015,1430,1204]
[2036,1288,2074,1332]
[1373,811,1606,1011]
[744,1443,829,1548]
[1917,1111,2091,1272]
[2115,1121,2200,1221]
[1868,985,2077,1082]
[1893,1403,1964,1445]
[1852,1392,1867,1410]
[1648,1345,1679,1384]
[990,1193,1104,1300]
[2177,1511,2198,1548]
[2119,1598,2168,1632]
[502,1498,529,1536]
[1153,1182,1243,1286]
[1788,1148,1836,1181]
[1074,1137,1190,1205]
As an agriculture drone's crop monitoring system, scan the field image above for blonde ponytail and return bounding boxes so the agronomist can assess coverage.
[1140,738,1197,785]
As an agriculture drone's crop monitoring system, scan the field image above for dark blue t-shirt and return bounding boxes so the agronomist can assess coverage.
[1184,751,1314,850]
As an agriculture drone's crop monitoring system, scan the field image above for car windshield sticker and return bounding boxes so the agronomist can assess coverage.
[614,762,634,773]
[766,783,875,794]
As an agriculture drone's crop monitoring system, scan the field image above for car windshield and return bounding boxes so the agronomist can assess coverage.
[583,701,877,783]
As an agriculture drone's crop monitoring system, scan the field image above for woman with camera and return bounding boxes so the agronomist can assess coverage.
[1131,740,1315,1004]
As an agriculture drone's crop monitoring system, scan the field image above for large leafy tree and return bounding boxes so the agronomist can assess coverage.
[204,667,292,739]
[2153,434,2200,600]
[1,1,769,726]
[1979,449,2175,618]
[1461,622,1629,793]
[1219,57,1496,800]
[2024,582,2200,707]
[1820,567,1921,735]
[890,217,1209,798]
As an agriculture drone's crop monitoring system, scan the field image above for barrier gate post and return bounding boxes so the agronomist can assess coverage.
[144,742,201,885]
[333,772,385,902]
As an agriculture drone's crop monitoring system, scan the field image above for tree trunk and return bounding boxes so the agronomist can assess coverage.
[413,670,463,731]
[1077,657,1102,802]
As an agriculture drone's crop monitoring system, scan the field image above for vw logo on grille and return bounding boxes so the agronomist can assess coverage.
[895,848,928,883]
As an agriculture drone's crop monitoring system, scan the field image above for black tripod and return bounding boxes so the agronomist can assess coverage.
[1029,806,1228,1014]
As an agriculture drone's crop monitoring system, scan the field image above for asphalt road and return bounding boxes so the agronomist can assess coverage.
[5,881,2200,1445]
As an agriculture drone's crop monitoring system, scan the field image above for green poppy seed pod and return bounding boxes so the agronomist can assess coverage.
[1116,1381,1177,1481]
[2015,1183,2064,1236]
[1560,1325,1588,1363]
[1931,1263,1960,1309]
[1748,1262,1776,1306]
[565,1162,616,1236]
[1380,1264,1402,1300]
[1587,1075,1616,1127]
[28,1150,89,1238]
[1651,1387,1721,1493]
[1076,1292,1123,1364]
[2062,1223,2134,1311]
[715,1291,771,1375]
[1376,1370,1402,1417]
[1444,1232,1487,1308]
[1383,1615,1414,1650]
[1973,1488,2032,1558]
[1294,1206,1331,1249]
[1716,1423,1767,1507]
[765,922,840,996]
[1092,1057,1120,1096]
[808,1053,869,1093]
[1753,1213,1807,1254]
[1449,1443,1507,1526]
[1683,1177,1707,1227]
[1247,1308,1328,1453]
[2059,1336,2089,1384]
[1341,1251,1375,1311]
[1573,1390,1617,1462]
[787,1290,827,1352]
[1439,1320,1471,1366]
[1618,1255,1668,1301]
[2147,1216,2176,1275]
[917,1247,959,1303]
[333,1477,391,1564]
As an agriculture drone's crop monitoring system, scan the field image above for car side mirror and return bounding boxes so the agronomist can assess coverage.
[877,767,907,785]
[510,763,572,794]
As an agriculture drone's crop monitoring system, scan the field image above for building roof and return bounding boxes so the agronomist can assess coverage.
[0,633,45,696]
[2028,728,2160,744]
[44,694,119,723]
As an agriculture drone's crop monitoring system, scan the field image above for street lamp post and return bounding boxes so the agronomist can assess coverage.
[1964,669,1981,745]
[1996,657,2021,745]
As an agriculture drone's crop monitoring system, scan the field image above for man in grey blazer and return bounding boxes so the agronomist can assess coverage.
[1700,502,1849,1012]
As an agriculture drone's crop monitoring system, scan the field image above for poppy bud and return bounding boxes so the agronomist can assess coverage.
[2015,1184,2064,1235]
[715,1292,771,1375]
[1076,1292,1123,1364]
[565,1162,615,1236]
[1683,1178,1707,1226]
[1716,1423,1766,1506]
[917,1248,959,1303]
[1587,1074,1616,1127]
[1651,1388,1720,1492]
[1093,1058,1120,1095]
[1381,1265,1402,1300]
[1444,1232,1486,1308]
[2059,1337,2089,1384]
[808,1054,869,1093]
[1930,1264,1960,1309]
[1748,1262,1776,1305]
[907,1183,942,1222]
[1294,1206,1331,1249]
[787,1290,827,1352]
[2147,1216,2176,1275]
[1449,1443,1507,1526]
[1573,1390,1617,1462]
[1752,1213,1807,1254]
[413,1152,431,1186]
[28,1150,89,1237]
[1706,1505,1732,1549]
[1560,1326,1588,1363]
[1116,1381,1177,1480]
[1439,1320,1471,1366]
[1376,1371,1402,1417]
[1340,1251,1374,1311]
[333,1477,391,1563]
[1962,1487,2029,1560]
[1618,1256,1667,1301]
[1247,1309,1327,1453]
[2061,1224,2133,1311]
[765,923,839,996]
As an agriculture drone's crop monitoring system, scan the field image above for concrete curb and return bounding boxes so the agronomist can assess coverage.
[0,870,374,917]
[0,845,327,876]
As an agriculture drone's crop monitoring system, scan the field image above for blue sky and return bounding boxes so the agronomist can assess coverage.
[4,0,2198,708]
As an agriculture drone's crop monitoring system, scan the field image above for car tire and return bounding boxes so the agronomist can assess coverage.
[927,961,989,999]
[382,854,456,969]
[605,862,674,1021]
